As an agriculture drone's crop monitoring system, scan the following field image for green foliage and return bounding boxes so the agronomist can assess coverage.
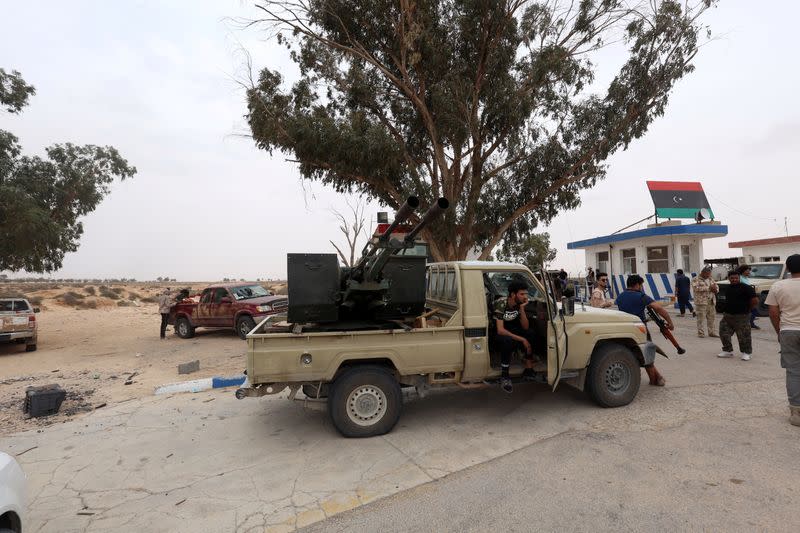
[495,232,557,272]
[0,69,136,272]
[247,0,714,260]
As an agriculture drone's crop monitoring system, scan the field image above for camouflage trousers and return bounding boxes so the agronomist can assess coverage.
[720,313,752,354]
[695,303,716,336]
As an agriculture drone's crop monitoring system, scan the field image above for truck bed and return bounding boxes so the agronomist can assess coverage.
[247,319,465,384]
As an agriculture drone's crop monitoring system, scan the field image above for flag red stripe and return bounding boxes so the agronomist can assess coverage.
[646,180,704,191]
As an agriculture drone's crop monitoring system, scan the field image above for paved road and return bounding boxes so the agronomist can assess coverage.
[1,313,795,532]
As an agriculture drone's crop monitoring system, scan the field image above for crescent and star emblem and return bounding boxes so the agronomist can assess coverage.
[672,195,683,204]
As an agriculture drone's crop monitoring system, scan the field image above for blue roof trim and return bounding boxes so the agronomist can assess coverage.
[567,224,728,249]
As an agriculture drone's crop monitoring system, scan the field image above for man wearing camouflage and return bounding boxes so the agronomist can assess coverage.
[692,266,719,338]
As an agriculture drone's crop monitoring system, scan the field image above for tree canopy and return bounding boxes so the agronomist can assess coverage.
[0,69,136,273]
[246,0,714,260]
[495,231,557,271]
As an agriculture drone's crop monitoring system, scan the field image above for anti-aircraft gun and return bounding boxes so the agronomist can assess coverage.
[287,197,449,328]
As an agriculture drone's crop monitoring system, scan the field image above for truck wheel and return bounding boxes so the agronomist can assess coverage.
[329,366,401,438]
[236,316,256,339]
[176,317,195,339]
[25,343,37,352]
[586,344,641,408]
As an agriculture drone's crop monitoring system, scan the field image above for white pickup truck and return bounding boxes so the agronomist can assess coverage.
[0,298,39,352]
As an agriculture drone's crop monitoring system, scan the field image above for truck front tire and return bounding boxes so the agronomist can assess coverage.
[236,316,256,340]
[176,317,195,339]
[329,366,402,438]
[586,344,641,408]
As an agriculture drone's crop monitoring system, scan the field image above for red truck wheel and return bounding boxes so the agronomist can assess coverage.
[236,316,256,339]
[176,317,195,339]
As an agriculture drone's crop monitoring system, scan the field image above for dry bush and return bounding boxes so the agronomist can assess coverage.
[85,300,97,309]
[58,292,85,306]
[0,290,24,299]
[127,291,142,301]
[98,286,120,300]
[27,295,43,305]
[117,300,135,307]
[141,296,158,303]
[84,286,96,296]
[111,287,124,295]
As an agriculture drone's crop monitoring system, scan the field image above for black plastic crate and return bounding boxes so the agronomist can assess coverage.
[24,384,66,417]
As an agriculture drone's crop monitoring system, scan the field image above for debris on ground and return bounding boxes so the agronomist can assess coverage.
[178,360,200,375]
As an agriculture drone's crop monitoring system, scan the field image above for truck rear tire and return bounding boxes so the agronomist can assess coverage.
[176,317,195,339]
[25,343,37,352]
[236,316,256,340]
[586,344,641,408]
[329,366,401,438]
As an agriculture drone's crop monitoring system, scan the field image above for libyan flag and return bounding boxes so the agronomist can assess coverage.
[646,181,714,220]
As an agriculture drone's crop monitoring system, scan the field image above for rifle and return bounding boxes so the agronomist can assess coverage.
[646,307,686,355]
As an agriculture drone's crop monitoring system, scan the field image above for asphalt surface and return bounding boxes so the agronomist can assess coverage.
[2,311,797,532]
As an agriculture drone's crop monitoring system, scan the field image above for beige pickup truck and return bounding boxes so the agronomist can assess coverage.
[0,298,39,352]
[237,261,652,437]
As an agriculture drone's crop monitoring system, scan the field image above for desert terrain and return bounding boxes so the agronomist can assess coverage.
[0,281,285,435]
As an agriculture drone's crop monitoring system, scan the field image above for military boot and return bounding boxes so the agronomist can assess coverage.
[790,405,800,427]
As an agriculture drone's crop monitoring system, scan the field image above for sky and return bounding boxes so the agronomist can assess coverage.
[1,1,798,281]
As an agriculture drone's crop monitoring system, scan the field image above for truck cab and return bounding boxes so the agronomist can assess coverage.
[241,262,650,438]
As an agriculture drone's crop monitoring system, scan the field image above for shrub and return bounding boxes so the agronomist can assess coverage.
[58,292,85,306]
[27,295,43,305]
[141,296,158,303]
[117,300,134,307]
[84,286,96,296]
[85,299,97,309]
[127,291,142,301]
[98,286,120,300]
[111,287,124,295]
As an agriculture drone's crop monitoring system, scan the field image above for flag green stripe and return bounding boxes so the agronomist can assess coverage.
[655,207,715,219]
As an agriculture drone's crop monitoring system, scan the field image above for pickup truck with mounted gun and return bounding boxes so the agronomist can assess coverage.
[235,197,653,437]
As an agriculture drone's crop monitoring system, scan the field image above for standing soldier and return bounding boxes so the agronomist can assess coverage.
[718,271,758,360]
[674,269,695,317]
[692,266,719,338]
[765,254,800,426]
[157,288,174,340]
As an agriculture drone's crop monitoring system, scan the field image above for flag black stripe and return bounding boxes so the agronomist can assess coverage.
[649,190,711,209]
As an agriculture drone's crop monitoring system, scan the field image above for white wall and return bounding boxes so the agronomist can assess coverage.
[580,236,705,276]
[741,243,799,263]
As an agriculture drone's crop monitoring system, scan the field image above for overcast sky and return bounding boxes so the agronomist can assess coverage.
[1,1,797,280]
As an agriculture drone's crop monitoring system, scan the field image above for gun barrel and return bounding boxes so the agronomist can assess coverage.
[379,196,420,241]
[404,198,449,243]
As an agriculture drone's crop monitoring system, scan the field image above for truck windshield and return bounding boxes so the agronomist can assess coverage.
[749,264,783,279]
[231,285,271,300]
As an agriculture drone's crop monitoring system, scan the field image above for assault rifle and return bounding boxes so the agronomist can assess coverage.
[646,307,686,355]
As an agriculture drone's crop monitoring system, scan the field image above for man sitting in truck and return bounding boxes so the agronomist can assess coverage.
[492,281,538,393]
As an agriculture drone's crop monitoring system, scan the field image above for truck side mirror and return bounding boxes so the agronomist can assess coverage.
[560,296,575,317]
[34,307,41,313]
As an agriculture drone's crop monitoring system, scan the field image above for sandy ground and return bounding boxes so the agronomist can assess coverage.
[0,282,288,435]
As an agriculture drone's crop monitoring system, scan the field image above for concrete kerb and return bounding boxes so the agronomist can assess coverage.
[154,374,245,395]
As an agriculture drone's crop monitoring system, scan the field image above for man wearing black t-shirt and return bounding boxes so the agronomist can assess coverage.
[718,271,759,360]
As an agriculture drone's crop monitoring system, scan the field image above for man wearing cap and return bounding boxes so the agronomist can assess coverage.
[692,266,719,338]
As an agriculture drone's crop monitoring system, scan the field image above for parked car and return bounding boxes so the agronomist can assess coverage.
[168,283,288,340]
[0,452,26,533]
[0,298,39,352]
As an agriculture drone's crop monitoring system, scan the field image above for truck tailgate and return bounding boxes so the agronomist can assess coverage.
[1,313,31,333]
[247,327,465,383]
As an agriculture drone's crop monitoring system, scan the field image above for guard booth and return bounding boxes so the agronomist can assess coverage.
[568,181,728,302]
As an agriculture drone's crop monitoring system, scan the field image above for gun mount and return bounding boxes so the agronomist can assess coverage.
[287,197,449,326]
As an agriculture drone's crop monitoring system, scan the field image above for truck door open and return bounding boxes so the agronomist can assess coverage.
[540,271,568,389]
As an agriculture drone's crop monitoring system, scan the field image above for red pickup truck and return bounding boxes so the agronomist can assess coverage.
[169,283,287,340]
